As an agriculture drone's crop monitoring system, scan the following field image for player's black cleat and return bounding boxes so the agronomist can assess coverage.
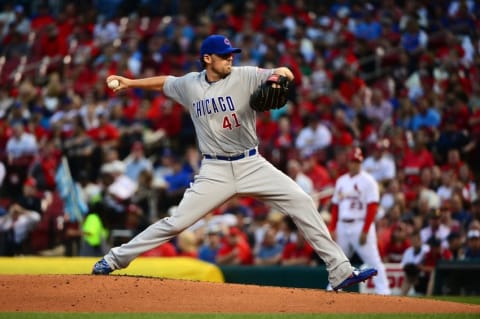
[333,268,377,291]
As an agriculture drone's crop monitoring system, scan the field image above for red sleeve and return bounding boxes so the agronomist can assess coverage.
[237,242,253,265]
[329,204,339,232]
[362,202,378,234]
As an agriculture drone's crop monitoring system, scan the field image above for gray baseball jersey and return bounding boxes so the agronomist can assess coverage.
[163,66,271,155]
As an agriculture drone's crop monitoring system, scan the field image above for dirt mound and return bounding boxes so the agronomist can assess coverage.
[0,275,478,313]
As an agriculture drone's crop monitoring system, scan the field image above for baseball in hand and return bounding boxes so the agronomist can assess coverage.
[108,79,120,89]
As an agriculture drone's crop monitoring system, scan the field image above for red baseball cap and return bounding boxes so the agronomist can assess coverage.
[348,147,364,162]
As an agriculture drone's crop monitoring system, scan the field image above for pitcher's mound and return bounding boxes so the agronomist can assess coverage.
[0,275,478,313]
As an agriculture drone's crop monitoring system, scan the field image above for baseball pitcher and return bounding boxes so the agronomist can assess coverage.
[92,34,377,290]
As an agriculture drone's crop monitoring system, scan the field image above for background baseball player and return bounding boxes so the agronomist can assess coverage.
[329,147,391,294]
[92,34,377,290]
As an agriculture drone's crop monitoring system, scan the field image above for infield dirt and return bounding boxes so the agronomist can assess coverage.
[0,275,479,313]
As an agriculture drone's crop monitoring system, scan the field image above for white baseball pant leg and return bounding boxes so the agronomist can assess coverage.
[336,220,391,295]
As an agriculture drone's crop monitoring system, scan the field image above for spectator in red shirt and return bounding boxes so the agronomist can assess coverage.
[337,67,367,105]
[376,202,406,259]
[36,24,69,58]
[150,98,183,139]
[435,31,465,65]
[273,115,295,150]
[30,5,55,32]
[281,232,314,266]
[216,227,252,265]
[302,151,332,192]
[87,111,120,149]
[278,40,303,89]
[441,95,470,131]
[441,148,464,176]
[54,7,75,49]
[30,140,60,191]
[301,151,333,208]
[383,222,411,263]
[400,129,435,187]
[330,110,355,148]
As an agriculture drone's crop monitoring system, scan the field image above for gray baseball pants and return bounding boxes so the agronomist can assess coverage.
[104,154,353,287]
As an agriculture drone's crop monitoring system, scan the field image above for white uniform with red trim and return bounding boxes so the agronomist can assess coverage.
[331,170,391,295]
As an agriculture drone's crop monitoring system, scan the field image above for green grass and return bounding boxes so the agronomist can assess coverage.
[425,296,480,305]
[0,314,478,319]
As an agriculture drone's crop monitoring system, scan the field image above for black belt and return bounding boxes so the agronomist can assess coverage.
[204,148,257,161]
[340,219,364,223]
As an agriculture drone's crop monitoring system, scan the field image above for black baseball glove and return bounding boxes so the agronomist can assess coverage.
[249,74,290,112]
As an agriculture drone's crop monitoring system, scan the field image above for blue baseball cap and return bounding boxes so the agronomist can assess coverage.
[200,34,241,57]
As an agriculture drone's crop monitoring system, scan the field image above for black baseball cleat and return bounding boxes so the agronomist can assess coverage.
[333,268,377,291]
[92,258,113,275]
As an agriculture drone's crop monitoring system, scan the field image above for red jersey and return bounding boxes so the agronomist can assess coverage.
[338,77,365,104]
[400,148,435,185]
[217,240,253,265]
[384,239,411,263]
[87,124,120,143]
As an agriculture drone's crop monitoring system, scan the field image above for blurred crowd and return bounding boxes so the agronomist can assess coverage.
[0,0,480,294]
